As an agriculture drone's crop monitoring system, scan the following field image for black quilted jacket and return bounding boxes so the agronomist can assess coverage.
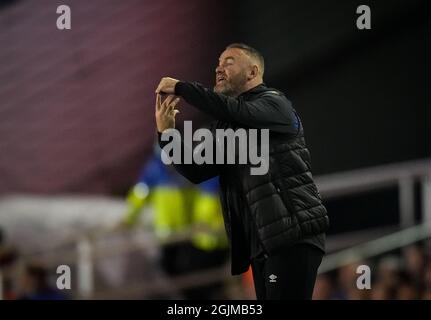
[159,81,329,275]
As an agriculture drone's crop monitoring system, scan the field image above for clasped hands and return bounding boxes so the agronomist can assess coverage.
[154,77,181,133]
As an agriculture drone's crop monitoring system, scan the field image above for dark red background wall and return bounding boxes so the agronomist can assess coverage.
[0,0,230,194]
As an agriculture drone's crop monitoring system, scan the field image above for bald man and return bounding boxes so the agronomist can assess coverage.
[155,43,329,300]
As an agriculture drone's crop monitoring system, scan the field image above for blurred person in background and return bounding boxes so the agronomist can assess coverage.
[396,272,420,300]
[122,144,194,276]
[17,263,67,300]
[155,43,329,300]
[182,177,229,299]
[423,239,431,261]
[0,227,19,300]
[332,250,430,300]
[374,255,402,299]
[240,266,257,299]
[122,144,228,298]
[312,274,335,300]
[403,244,426,291]
[422,259,431,299]
[369,282,392,300]
[334,261,370,300]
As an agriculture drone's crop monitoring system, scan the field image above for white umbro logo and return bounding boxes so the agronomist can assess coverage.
[269,274,277,283]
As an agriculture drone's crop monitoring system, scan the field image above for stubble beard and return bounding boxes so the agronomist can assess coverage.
[214,71,248,97]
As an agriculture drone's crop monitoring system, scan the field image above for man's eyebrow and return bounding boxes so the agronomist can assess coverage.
[219,56,235,63]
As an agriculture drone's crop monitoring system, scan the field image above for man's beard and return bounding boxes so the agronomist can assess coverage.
[214,71,248,97]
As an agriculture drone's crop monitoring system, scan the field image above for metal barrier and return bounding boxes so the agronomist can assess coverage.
[315,158,431,227]
[319,223,431,274]
[12,225,229,299]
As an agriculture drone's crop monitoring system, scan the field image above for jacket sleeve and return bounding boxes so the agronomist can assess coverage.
[175,81,299,134]
[157,127,220,184]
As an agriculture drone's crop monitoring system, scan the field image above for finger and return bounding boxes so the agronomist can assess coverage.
[162,95,175,110]
[156,77,168,93]
[168,109,180,118]
[171,97,180,108]
[162,94,175,105]
[159,96,172,114]
[165,103,175,116]
[155,79,164,93]
[155,94,161,112]
[165,97,179,115]
[170,98,180,114]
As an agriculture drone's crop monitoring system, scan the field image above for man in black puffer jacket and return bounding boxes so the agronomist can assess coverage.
[155,43,329,300]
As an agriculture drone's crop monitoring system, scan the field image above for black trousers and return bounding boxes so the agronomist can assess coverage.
[251,243,324,300]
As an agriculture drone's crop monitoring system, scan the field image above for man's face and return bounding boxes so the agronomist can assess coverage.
[214,48,250,97]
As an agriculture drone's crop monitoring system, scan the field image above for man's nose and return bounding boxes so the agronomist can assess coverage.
[215,65,223,73]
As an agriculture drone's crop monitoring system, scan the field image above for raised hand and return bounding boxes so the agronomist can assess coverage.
[155,93,180,132]
[155,77,180,95]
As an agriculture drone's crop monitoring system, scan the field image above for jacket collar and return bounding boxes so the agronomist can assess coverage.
[239,83,268,98]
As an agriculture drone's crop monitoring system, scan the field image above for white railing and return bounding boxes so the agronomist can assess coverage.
[315,158,431,227]
[319,223,431,273]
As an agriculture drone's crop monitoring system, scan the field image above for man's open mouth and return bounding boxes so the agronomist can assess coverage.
[216,75,226,84]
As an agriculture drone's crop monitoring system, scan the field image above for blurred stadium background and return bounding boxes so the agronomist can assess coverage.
[1,0,430,299]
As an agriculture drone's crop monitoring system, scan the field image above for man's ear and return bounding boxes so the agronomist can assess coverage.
[248,65,259,80]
